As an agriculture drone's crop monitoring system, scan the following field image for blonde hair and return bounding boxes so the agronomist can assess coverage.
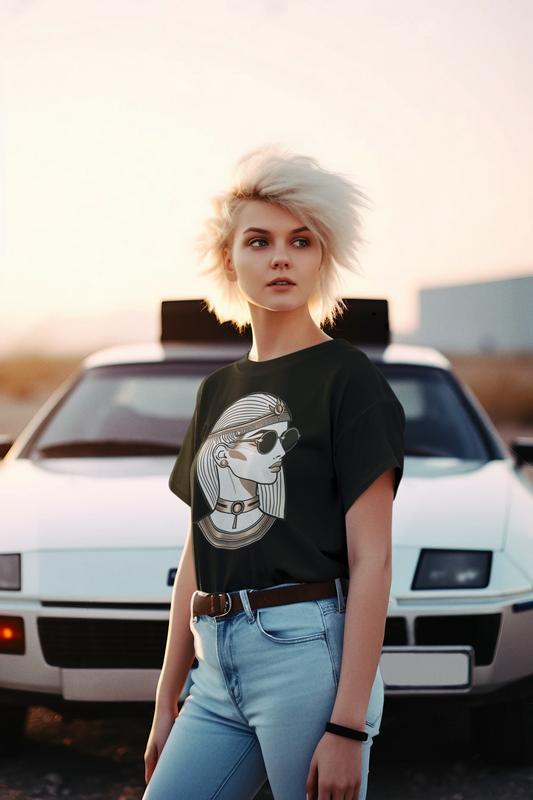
[198,146,366,330]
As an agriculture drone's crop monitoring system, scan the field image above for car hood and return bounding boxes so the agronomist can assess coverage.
[1,456,512,553]
[1,457,189,551]
[393,457,511,550]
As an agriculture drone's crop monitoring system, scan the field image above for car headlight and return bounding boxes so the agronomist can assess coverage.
[0,554,21,591]
[412,549,492,590]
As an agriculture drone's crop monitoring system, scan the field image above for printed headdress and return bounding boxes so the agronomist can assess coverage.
[207,398,290,440]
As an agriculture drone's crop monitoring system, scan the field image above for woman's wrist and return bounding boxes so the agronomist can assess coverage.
[325,721,368,742]
[153,703,179,723]
[154,690,180,718]
[329,706,367,732]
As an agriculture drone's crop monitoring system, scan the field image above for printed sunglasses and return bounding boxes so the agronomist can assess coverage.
[233,427,300,455]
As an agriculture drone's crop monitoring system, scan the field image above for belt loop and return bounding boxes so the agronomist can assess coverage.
[239,589,255,623]
[335,578,346,613]
[190,590,198,623]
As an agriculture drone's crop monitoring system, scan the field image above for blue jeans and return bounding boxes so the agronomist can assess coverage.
[144,580,384,800]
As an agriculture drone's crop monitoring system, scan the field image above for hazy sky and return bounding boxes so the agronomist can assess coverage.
[3,0,533,343]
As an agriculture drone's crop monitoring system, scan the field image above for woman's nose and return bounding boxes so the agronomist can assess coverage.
[272,255,290,268]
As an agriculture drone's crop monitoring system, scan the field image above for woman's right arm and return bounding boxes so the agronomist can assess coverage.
[144,524,197,785]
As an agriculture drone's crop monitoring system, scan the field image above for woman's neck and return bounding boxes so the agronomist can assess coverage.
[218,471,256,500]
[247,304,331,363]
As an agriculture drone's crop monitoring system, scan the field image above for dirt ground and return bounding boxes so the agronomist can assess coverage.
[2,703,533,800]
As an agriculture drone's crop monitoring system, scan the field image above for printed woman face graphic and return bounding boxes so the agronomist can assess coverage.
[195,393,298,547]
[215,421,299,485]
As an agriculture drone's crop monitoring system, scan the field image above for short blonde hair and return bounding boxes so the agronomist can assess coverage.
[198,146,366,330]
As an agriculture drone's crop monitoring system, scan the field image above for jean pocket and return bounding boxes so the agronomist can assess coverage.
[255,602,327,644]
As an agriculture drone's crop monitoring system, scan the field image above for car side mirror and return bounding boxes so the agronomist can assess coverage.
[511,437,533,467]
[0,436,14,460]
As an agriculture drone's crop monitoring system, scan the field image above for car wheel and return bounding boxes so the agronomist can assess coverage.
[0,703,27,755]
[473,697,533,764]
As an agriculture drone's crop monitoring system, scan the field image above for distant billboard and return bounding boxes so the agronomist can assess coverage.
[414,275,533,353]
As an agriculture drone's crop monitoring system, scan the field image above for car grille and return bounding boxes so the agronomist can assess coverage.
[414,614,501,666]
[384,617,408,645]
[384,614,501,666]
[37,617,169,669]
[37,613,502,670]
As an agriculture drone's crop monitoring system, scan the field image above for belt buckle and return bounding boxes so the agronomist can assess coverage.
[216,592,233,618]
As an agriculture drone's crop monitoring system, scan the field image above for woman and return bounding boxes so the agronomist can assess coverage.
[143,148,404,800]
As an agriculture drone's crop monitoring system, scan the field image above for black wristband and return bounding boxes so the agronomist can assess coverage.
[325,722,368,742]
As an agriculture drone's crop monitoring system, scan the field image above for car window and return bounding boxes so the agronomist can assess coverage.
[31,362,218,457]
[28,360,494,461]
[379,365,491,460]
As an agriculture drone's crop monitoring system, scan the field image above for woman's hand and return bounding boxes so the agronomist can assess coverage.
[144,708,177,785]
[306,732,362,800]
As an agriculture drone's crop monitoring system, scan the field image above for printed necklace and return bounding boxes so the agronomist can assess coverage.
[215,496,260,529]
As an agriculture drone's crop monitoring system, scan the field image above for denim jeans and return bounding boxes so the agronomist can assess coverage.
[143,580,384,800]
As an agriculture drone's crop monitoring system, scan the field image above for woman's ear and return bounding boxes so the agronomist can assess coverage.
[214,446,229,467]
[222,248,238,283]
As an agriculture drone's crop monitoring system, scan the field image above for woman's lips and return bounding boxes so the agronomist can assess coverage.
[269,462,282,472]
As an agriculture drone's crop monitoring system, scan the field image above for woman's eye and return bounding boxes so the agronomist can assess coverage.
[293,238,310,247]
[249,238,269,247]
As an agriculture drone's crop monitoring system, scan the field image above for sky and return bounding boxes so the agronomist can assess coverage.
[2,0,533,351]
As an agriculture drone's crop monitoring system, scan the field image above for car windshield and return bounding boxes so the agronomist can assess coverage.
[31,362,219,458]
[379,364,491,460]
[28,359,494,460]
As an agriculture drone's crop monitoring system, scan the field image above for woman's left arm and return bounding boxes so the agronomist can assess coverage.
[306,468,395,800]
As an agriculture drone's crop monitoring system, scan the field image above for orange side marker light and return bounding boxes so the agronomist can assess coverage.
[0,617,25,654]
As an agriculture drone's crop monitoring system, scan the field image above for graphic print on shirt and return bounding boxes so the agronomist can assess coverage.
[195,392,300,549]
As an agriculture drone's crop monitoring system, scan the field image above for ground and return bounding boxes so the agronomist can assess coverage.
[1,704,533,800]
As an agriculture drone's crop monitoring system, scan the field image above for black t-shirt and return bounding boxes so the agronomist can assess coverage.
[169,338,404,593]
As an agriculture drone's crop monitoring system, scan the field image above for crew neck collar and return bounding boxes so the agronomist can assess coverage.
[235,338,349,374]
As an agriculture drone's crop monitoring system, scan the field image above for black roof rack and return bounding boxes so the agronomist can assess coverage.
[161,298,390,346]
[161,300,252,344]
[324,299,390,345]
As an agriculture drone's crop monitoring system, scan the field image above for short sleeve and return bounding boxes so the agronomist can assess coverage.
[168,407,197,505]
[335,399,405,514]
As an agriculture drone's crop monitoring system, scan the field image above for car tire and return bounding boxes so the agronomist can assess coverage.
[473,697,533,764]
[0,703,27,755]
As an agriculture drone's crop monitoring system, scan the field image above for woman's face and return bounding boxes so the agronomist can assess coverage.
[222,421,293,485]
[222,200,323,316]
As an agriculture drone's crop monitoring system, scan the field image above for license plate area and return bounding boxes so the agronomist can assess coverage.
[380,646,473,691]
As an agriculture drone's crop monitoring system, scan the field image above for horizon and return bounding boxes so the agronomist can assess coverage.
[2,269,532,357]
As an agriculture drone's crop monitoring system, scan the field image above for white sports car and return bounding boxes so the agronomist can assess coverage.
[1,300,533,760]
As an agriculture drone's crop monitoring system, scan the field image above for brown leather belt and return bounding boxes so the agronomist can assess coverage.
[191,579,348,619]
